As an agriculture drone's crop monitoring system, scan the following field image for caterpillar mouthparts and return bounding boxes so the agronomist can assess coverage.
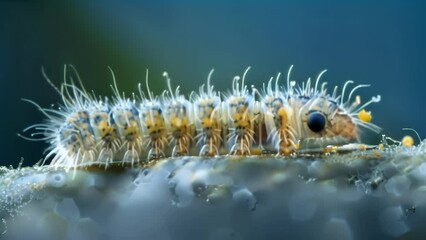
[20,65,381,170]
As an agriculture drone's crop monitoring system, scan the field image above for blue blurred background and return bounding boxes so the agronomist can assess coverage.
[1,1,425,167]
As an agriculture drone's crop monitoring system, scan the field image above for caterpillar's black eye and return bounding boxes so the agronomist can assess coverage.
[307,111,326,133]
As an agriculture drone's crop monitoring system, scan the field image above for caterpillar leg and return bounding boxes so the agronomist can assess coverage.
[98,148,114,168]
[276,129,297,156]
[199,139,219,156]
[147,139,166,160]
[228,126,255,156]
[171,136,191,156]
[123,149,138,166]
[230,137,251,155]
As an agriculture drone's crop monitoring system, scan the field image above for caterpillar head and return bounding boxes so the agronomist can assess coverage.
[296,86,380,149]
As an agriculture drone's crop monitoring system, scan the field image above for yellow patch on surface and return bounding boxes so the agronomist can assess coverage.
[250,148,263,155]
[402,135,414,147]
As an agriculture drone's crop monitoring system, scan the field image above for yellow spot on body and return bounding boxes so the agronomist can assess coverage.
[170,116,188,132]
[201,117,213,128]
[378,143,384,150]
[402,135,414,147]
[358,109,372,122]
[233,113,250,128]
[277,107,288,126]
[124,121,139,136]
[145,117,165,135]
[97,121,116,138]
[358,144,367,151]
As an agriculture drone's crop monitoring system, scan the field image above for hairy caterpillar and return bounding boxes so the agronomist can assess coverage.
[20,65,381,169]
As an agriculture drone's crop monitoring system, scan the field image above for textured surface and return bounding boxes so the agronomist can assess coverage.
[1,146,426,240]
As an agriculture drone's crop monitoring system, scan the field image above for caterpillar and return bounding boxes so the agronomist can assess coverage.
[20,65,381,170]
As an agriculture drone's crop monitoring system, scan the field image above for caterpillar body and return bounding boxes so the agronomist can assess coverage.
[21,65,381,169]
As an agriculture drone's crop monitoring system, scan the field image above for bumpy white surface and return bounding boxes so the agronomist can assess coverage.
[1,147,426,240]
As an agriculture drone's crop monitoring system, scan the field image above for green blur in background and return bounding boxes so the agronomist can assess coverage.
[1,1,425,166]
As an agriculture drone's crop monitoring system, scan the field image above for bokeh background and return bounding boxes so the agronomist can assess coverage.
[1,1,425,167]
